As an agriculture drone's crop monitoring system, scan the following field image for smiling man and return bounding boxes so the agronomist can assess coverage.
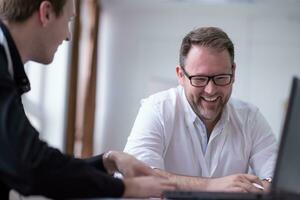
[124,27,277,193]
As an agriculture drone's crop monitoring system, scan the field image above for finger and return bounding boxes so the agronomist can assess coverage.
[239,174,264,191]
[158,185,177,198]
[120,169,131,178]
[229,186,248,193]
[237,181,263,193]
[151,185,176,198]
[161,180,177,188]
[126,164,154,177]
[136,165,155,176]
[243,174,263,185]
[233,175,263,193]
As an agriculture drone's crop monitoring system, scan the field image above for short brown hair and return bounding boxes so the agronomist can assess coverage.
[0,0,67,22]
[179,27,234,67]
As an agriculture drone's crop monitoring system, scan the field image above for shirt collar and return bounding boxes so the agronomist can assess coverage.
[0,20,30,95]
[179,85,198,124]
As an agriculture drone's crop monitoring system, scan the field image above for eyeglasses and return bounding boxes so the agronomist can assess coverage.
[181,67,233,87]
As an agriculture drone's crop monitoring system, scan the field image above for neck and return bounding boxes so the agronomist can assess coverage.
[204,121,216,138]
[202,113,222,138]
[2,19,36,64]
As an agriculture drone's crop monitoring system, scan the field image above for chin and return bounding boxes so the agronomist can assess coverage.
[43,59,54,65]
[32,55,54,65]
[41,56,55,65]
[201,115,218,122]
[199,109,222,122]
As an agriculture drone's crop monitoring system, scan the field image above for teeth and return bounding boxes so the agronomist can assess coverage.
[203,97,218,102]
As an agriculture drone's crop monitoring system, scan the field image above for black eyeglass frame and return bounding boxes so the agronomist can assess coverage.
[181,67,234,87]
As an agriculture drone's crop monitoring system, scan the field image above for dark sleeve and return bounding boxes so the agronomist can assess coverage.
[0,78,125,199]
[84,154,108,173]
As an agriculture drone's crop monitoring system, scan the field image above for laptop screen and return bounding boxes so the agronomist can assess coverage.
[272,77,300,194]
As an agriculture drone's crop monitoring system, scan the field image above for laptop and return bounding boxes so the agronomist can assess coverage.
[164,77,300,200]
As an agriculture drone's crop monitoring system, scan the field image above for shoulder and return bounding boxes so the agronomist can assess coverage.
[142,86,183,108]
[228,98,259,115]
[227,98,261,125]
[139,86,185,123]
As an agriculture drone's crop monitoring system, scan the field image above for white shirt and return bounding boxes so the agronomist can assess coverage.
[124,86,277,179]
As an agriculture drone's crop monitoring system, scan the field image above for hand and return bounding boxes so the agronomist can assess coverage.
[261,180,271,193]
[123,176,177,198]
[103,151,155,177]
[206,174,264,193]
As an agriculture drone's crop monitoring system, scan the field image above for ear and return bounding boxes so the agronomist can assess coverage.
[176,65,185,86]
[38,1,54,27]
[231,63,236,83]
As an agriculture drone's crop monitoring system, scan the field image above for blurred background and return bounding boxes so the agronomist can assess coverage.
[22,0,300,158]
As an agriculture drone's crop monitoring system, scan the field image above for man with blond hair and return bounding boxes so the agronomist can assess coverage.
[0,0,175,199]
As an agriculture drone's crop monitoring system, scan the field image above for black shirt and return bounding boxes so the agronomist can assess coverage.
[0,21,124,199]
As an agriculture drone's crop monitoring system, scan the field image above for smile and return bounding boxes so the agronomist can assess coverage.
[202,96,218,102]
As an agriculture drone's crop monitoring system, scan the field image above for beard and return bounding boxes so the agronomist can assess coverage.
[187,89,231,124]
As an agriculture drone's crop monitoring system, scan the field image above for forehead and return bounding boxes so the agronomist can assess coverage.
[185,45,232,74]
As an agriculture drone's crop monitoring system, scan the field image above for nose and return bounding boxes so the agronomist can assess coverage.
[65,23,73,41]
[203,79,217,94]
[65,30,72,41]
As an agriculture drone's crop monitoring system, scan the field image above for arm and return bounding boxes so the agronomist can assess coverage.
[0,79,123,198]
[124,98,167,169]
[84,154,107,171]
[124,96,263,193]
[102,150,156,177]
[0,79,176,198]
[101,150,177,198]
[155,168,264,193]
[248,109,277,180]
[154,168,208,190]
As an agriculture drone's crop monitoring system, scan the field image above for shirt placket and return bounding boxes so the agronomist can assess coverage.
[194,119,208,155]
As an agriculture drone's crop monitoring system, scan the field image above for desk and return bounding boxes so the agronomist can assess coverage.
[11,190,299,200]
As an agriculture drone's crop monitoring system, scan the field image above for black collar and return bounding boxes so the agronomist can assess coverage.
[0,20,30,95]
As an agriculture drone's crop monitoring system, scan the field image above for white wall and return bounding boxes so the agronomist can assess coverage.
[23,42,70,151]
[94,0,300,154]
